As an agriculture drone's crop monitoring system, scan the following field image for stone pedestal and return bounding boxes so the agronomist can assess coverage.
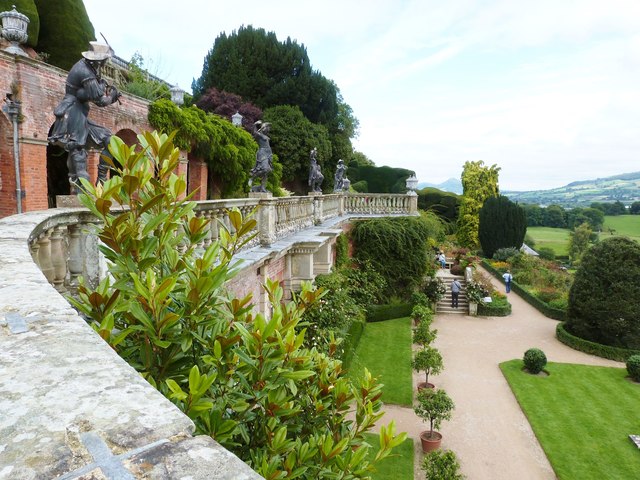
[56,195,82,208]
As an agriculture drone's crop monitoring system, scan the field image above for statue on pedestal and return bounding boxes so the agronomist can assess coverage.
[48,41,121,193]
[249,121,273,193]
[308,147,324,193]
[333,159,346,192]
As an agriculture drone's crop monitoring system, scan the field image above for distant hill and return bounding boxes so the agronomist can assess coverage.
[418,178,462,195]
[504,171,640,207]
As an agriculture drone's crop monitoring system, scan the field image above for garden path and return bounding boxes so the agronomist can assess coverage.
[374,266,622,480]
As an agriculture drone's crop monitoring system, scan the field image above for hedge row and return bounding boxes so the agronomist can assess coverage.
[481,260,567,321]
[366,303,413,322]
[478,301,512,317]
[341,320,365,368]
[556,322,640,362]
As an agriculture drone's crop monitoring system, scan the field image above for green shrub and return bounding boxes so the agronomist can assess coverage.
[422,450,465,480]
[537,247,556,260]
[411,291,429,307]
[351,217,435,298]
[422,276,446,303]
[523,348,547,374]
[342,320,365,368]
[412,346,444,385]
[70,131,406,478]
[478,294,512,316]
[411,304,433,326]
[413,317,437,347]
[335,233,349,268]
[366,303,413,322]
[493,247,521,261]
[626,355,640,382]
[556,323,640,362]
[566,237,640,349]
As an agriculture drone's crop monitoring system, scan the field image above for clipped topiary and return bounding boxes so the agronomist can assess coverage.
[566,237,640,350]
[523,348,547,374]
[627,355,640,382]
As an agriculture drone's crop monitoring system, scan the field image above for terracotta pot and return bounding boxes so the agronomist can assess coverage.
[420,431,442,453]
[417,382,435,391]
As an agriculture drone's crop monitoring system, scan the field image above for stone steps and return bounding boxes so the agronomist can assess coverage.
[436,273,468,314]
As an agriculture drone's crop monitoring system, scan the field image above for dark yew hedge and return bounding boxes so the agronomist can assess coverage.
[556,322,640,362]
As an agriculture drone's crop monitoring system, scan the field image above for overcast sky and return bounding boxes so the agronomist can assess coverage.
[83,0,640,191]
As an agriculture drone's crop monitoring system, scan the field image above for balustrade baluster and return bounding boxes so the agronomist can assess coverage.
[50,226,68,292]
[37,231,55,285]
[67,224,83,289]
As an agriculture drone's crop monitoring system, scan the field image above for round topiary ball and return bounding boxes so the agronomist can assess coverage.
[627,355,640,382]
[523,348,547,374]
[565,237,640,350]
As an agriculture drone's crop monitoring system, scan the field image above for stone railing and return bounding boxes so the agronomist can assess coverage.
[345,193,417,215]
[23,194,417,297]
[0,192,417,478]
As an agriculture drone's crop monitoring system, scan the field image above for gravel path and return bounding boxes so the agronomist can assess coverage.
[374,268,622,479]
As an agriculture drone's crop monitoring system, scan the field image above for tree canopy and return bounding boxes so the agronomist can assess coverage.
[478,195,527,258]
[192,25,357,166]
[456,160,500,248]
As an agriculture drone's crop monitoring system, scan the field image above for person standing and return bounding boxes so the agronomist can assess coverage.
[451,278,462,308]
[502,270,513,293]
[438,252,447,269]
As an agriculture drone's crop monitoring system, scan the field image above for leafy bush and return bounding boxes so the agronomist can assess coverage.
[411,291,430,307]
[422,450,465,480]
[537,247,556,261]
[414,388,454,439]
[566,237,640,349]
[70,132,406,478]
[412,346,444,385]
[366,303,413,322]
[493,247,521,262]
[351,217,435,297]
[341,259,387,306]
[413,316,437,347]
[422,277,446,303]
[450,264,464,276]
[465,280,486,304]
[626,355,640,382]
[534,286,561,304]
[523,348,547,374]
[335,233,349,268]
[478,294,512,317]
[479,195,527,258]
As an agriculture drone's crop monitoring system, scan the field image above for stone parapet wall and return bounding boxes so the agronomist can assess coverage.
[0,210,263,480]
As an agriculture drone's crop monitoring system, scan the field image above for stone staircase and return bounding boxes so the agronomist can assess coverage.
[435,270,468,314]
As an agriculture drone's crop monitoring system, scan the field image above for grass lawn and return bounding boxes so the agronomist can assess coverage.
[603,215,640,243]
[501,359,640,480]
[364,433,414,480]
[526,226,570,256]
[347,317,413,406]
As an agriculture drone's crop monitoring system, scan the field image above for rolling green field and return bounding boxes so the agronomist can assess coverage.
[501,360,640,480]
[528,215,640,256]
[602,215,640,243]
[526,226,570,256]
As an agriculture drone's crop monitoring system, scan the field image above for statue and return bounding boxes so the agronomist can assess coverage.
[308,147,324,193]
[48,41,121,193]
[249,121,273,193]
[333,159,346,192]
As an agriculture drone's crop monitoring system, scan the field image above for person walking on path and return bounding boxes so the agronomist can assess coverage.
[502,270,513,293]
[439,252,447,269]
[451,278,462,308]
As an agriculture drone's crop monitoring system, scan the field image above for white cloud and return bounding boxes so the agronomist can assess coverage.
[82,0,640,191]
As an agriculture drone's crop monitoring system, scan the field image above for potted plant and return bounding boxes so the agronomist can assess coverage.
[411,303,433,328]
[412,346,443,389]
[414,388,455,452]
[413,317,437,346]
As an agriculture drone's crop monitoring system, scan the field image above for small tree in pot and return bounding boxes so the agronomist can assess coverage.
[413,318,437,346]
[414,388,455,452]
[412,346,443,389]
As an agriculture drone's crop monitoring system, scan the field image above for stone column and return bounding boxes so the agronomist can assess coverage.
[313,239,333,275]
[287,243,319,293]
[250,193,276,246]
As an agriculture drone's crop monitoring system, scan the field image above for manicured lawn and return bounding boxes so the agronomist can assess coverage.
[365,433,414,480]
[347,317,413,406]
[501,359,640,480]
[527,227,570,256]
[603,215,640,243]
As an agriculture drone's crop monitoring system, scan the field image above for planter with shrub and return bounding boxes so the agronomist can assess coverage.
[412,346,443,389]
[422,449,464,480]
[414,388,455,452]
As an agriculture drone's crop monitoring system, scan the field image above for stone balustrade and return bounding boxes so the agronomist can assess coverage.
[0,192,417,479]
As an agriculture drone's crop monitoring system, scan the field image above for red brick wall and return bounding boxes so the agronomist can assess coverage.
[0,52,178,218]
[188,156,208,201]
